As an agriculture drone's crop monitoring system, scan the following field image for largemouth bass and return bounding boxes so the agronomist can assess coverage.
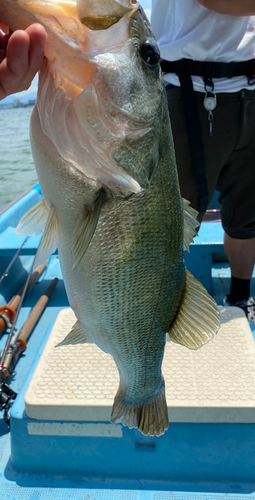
[1,0,220,436]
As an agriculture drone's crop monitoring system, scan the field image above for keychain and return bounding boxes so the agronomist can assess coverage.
[203,77,217,136]
[207,110,214,137]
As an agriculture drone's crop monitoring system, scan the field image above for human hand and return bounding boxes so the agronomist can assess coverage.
[0,22,46,101]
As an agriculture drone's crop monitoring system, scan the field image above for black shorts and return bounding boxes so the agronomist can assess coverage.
[166,85,255,239]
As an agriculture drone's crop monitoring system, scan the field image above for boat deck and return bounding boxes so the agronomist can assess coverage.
[1,187,255,499]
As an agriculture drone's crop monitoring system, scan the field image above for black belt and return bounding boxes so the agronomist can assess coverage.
[161,58,255,79]
[162,58,255,214]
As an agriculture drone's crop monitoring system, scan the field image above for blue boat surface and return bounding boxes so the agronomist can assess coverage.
[0,184,255,500]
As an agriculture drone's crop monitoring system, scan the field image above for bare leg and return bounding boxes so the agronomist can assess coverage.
[224,233,255,279]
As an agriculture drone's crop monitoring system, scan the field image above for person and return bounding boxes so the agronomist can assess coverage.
[0,21,46,101]
[151,0,255,323]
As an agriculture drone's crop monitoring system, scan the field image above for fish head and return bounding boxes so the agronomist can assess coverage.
[88,3,163,126]
[84,2,165,189]
[0,0,165,192]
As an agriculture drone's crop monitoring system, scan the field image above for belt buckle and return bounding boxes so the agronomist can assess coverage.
[213,62,234,79]
[211,62,222,78]
[183,58,194,75]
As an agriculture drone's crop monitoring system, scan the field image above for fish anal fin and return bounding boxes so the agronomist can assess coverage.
[183,198,199,252]
[168,269,220,350]
[111,385,168,437]
[15,199,50,236]
[72,189,106,270]
[34,206,59,268]
[56,320,90,347]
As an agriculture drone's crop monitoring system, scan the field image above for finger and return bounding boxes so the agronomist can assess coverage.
[6,30,30,77]
[0,21,9,35]
[0,23,47,101]
[0,33,10,52]
[0,31,30,100]
[0,59,12,100]
[0,25,9,60]
[0,56,29,101]
[26,24,47,76]
[0,49,6,63]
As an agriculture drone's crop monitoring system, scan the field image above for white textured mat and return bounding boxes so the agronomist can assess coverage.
[25,307,255,423]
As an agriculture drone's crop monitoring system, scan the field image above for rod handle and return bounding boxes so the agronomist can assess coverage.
[0,306,16,334]
[8,261,47,310]
[19,277,59,343]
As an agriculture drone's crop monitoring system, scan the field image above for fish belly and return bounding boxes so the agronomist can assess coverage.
[30,103,185,436]
[61,154,184,438]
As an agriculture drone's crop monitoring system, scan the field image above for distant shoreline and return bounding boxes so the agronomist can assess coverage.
[0,99,36,110]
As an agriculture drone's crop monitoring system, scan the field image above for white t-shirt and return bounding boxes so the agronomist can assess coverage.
[151,0,255,92]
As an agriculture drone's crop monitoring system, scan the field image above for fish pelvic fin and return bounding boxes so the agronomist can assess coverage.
[15,199,50,236]
[183,198,199,252]
[111,385,169,437]
[72,189,106,270]
[168,269,220,350]
[56,320,90,347]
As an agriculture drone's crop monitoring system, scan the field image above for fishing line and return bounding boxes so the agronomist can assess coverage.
[0,236,42,367]
[0,236,30,284]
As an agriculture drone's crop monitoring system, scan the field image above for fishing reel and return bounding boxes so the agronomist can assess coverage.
[0,382,17,426]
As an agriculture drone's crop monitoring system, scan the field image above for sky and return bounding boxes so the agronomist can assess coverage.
[1,0,152,104]
[140,0,152,20]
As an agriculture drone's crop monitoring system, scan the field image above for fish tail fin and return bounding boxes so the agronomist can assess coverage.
[111,385,168,436]
[168,269,220,349]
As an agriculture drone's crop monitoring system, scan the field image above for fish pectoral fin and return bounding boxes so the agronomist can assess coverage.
[34,206,60,268]
[72,189,106,270]
[183,198,199,252]
[168,269,220,350]
[15,199,50,236]
[56,321,90,347]
[111,384,168,437]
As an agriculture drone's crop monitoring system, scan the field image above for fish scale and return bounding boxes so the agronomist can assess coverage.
[2,0,220,436]
[77,145,184,420]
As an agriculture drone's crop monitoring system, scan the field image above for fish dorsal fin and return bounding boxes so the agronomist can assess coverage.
[56,321,90,347]
[183,198,199,252]
[34,206,60,268]
[15,199,50,236]
[168,269,220,350]
[72,190,106,270]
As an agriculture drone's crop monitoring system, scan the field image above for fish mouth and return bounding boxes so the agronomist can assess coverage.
[0,1,152,126]
[1,0,159,192]
[77,0,139,30]
[1,0,150,129]
[15,0,139,28]
[0,0,140,88]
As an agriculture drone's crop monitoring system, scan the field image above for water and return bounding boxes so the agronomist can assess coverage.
[0,107,38,211]
[0,1,152,213]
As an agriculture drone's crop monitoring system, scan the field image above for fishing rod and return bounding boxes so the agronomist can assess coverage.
[0,249,41,371]
[0,277,59,425]
[0,262,47,336]
[0,277,59,379]
[0,236,30,284]
[0,232,56,425]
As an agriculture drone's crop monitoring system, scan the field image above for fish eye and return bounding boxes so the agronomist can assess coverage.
[140,40,160,68]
